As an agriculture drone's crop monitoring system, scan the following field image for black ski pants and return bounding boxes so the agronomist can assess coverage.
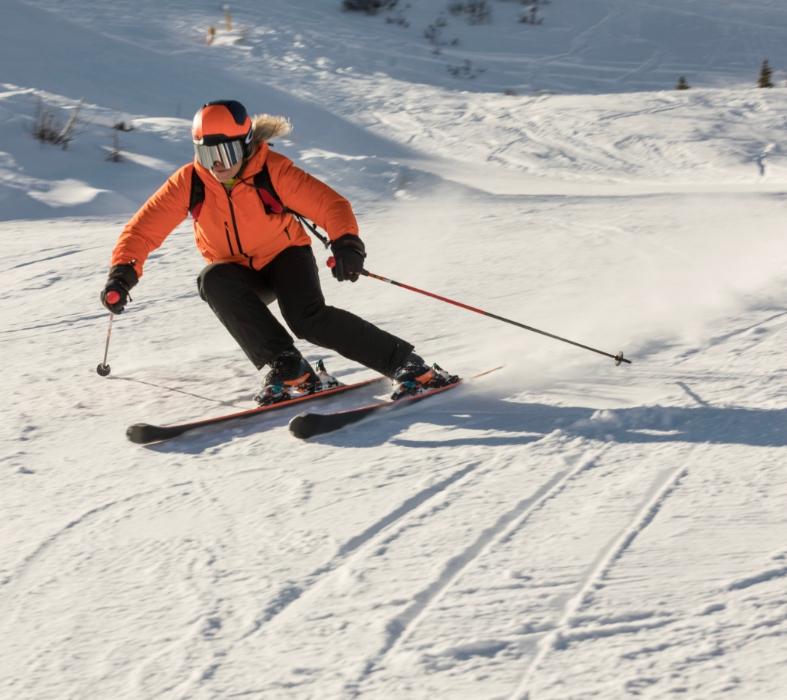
[197,245,413,376]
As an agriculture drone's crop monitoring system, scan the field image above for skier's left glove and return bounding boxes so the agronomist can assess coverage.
[330,234,366,283]
[100,263,138,314]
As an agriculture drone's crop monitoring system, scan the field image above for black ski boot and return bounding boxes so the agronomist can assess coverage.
[390,352,457,400]
[255,349,322,405]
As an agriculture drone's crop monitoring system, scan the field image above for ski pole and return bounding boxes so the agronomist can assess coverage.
[96,292,120,376]
[328,258,630,365]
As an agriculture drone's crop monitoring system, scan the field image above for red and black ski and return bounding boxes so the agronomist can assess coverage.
[126,374,385,444]
[288,367,503,439]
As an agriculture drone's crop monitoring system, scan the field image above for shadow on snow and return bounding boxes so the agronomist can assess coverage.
[145,387,787,453]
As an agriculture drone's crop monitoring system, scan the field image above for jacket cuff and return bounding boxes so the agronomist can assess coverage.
[330,233,365,256]
[108,263,139,290]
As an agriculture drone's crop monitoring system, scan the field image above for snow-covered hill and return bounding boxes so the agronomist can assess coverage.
[2,1,786,699]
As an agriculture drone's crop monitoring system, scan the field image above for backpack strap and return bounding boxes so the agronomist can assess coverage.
[253,164,330,248]
[253,163,286,215]
[188,166,205,221]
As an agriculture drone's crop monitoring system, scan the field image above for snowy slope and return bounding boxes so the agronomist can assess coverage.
[2,1,787,699]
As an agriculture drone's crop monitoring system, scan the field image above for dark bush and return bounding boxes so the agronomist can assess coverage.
[448,1,491,24]
[758,60,774,88]
[342,0,398,14]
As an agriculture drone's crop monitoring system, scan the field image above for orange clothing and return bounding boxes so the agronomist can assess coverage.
[110,142,359,278]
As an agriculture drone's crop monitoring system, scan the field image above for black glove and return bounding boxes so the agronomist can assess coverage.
[100,263,138,314]
[330,234,366,283]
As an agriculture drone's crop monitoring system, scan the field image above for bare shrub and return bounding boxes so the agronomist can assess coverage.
[447,59,486,79]
[107,130,122,162]
[342,0,398,14]
[448,1,491,25]
[520,7,544,24]
[32,98,83,149]
[424,15,458,54]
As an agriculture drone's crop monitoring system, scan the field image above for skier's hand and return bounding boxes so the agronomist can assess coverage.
[330,234,366,283]
[100,263,138,314]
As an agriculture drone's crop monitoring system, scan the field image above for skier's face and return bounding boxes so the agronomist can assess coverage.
[210,158,243,183]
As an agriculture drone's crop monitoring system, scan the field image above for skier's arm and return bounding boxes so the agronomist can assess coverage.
[110,165,192,278]
[270,155,359,242]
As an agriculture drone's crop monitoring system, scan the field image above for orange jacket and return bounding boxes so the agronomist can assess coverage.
[110,141,359,277]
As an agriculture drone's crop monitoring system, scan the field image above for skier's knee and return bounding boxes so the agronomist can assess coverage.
[287,305,326,341]
[197,263,235,302]
[288,316,315,340]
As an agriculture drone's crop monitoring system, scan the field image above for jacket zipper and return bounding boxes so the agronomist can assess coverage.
[224,189,250,264]
[224,222,235,256]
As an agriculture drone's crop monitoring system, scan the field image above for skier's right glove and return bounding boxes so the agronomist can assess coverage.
[100,263,138,314]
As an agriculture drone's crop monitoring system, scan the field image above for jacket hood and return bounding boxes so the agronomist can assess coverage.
[250,114,292,145]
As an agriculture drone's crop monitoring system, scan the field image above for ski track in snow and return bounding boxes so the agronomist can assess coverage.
[174,440,610,698]
[728,565,787,592]
[174,452,523,695]
[242,460,485,638]
[510,453,696,699]
[0,481,194,591]
[345,449,607,696]
[5,246,81,271]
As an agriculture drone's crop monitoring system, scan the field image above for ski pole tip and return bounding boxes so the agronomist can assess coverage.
[614,352,631,366]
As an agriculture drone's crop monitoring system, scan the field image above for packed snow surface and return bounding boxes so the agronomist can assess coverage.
[1,1,786,698]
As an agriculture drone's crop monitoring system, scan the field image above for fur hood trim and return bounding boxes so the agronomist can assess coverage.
[251,114,292,144]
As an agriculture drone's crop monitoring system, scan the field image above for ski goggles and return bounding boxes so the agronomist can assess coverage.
[193,139,245,170]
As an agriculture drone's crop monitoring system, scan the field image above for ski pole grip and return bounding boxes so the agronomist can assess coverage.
[326,256,369,278]
[106,290,121,305]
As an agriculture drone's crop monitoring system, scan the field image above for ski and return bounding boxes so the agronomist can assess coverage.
[288,367,503,439]
[126,374,386,444]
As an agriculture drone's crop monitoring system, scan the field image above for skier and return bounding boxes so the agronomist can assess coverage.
[100,100,453,404]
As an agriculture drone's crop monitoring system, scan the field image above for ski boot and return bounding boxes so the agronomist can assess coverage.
[254,349,322,405]
[390,352,458,401]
